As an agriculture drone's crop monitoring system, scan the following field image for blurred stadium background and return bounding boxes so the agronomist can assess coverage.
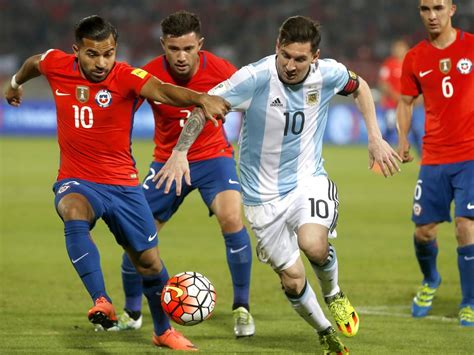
[1,0,473,143]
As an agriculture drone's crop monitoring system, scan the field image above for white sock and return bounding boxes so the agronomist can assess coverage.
[312,244,340,298]
[286,281,331,332]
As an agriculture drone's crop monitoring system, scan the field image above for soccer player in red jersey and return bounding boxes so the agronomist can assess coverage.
[4,15,230,350]
[396,0,474,326]
[378,39,412,145]
[118,11,255,337]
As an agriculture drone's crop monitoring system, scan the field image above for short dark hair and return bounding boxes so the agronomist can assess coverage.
[161,10,201,37]
[278,16,321,53]
[74,15,118,44]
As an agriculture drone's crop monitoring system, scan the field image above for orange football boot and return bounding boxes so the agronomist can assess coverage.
[153,328,198,351]
[87,296,118,331]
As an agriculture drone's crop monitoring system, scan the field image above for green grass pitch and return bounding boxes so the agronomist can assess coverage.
[0,137,472,353]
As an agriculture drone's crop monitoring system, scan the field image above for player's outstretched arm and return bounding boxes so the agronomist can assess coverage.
[153,107,206,196]
[353,76,402,177]
[140,76,229,124]
[4,54,42,107]
[396,95,416,163]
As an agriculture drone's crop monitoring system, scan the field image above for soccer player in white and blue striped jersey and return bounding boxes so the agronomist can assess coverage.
[155,16,402,353]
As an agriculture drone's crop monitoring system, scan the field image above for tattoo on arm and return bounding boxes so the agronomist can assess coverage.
[175,108,206,152]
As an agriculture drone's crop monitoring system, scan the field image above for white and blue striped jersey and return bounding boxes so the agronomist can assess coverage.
[209,55,351,205]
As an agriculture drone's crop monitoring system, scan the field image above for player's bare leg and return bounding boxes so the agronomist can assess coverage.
[279,257,348,353]
[299,224,359,337]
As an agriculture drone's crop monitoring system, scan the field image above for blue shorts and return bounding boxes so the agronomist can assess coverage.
[142,157,241,222]
[53,179,158,252]
[412,160,474,225]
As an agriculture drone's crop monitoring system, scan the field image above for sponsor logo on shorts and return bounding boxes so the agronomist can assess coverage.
[413,203,422,216]
[467,203,474,210]
[148,232,157,242]
[58,180,80,194]
[228,178,240,185]
[464,256,474,261]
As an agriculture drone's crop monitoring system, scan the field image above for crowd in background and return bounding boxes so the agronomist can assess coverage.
[1,0,473,87]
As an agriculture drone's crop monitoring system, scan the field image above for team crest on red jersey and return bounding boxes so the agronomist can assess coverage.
[439,58,451,74]
[456,58,472,75]
[76,86,89,103]
[95,89,112,108]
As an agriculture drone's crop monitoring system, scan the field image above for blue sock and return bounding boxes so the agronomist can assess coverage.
[457,244,474,306]
[64,220,109,302]
[142,264,170,335]
[121,252,143,312]
[223,227,252,310]
[414,236,440,287]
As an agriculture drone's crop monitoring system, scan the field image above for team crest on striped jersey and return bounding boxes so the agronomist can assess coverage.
[456,58,472,74]
[439,58,451,74]
[306,90,319,106]
[95,89,112,108]
[76,86,89,103]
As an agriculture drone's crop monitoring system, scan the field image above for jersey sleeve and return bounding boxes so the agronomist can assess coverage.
[400,51,420,97]
[115,64,153,98]
[321,59,359,96]
[220,59,238,78]
[208,65,256,112]
[38,49,63,76]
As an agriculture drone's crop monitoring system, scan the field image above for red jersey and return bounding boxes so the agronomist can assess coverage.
[143,50,236,162]
[401,30,474,165]
[379,56,403,109]
[39,49,152,185]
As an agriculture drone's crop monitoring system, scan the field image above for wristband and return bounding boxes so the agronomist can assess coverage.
[11,74,21,89]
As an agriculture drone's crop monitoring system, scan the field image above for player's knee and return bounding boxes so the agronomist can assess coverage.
[280,275,306,296]
[134,260,161,275]
[133,248,162,275]
[218,213,243,233]
[414,223,438,242]
[301,243,328,265]
[311,248,329,265]
[455,218,474,245]
[279,263,306,295]
[58,194,93,221]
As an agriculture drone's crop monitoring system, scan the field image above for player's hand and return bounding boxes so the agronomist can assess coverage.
[396,137,414,163]
[4,85,23,107]
[368,137,402,177]
[198,94,230,126]
[153,150,191,195]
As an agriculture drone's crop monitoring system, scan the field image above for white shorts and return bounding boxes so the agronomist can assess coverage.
[244,175,339,272]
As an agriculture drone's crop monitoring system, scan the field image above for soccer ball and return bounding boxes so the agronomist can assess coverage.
[161,271,216,326]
